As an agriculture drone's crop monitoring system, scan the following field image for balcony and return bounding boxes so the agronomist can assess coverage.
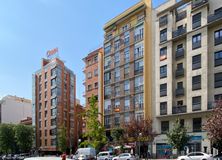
[208,101,217,110]
[192,103,201,111]
[175,48,185,60]
[175,68,184,78]
[160,90,167,97]
[160,72,167,79]
[135,85,144,93]
[160,35,167,43]
[172,27,187,39]
[105,124,111,129]
[134,34,144,43]
[192,21,201,29]
[176,11,187,22]
[192,41,201,50]
[176,88,185,97]
[208,11,222,24]
[172,105,187,114]
[159,17,168,27]
[192,0,208,10]
[104,110,112,115]
[192,83,201,90]
[134,68,143,75]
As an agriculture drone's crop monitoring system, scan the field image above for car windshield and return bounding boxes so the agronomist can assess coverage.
[98,153,108,156]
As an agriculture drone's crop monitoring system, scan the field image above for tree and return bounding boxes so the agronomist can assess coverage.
[80,95,107,152]
[124,118,155,142]
[111,128,125,145]
[14,124,34,153]
[203,100,222,152]
[166,119,190,154]
[0,124,16,153]
[57,125,67,152]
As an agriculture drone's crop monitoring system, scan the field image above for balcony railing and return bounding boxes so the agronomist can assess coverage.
[215,37,222,46]
[192,62,201,70]
[134,68,143,75]
[215,81,222,88]
[160,35,167,43]
[172,27,187,39]
[192,83,201,90]
[192,0,208,9]
[208,101,218,110]
[208,11,222,24]
[134,34,144,43]
[192,41,201,50]
[172,105,187,114]
[175,48,185,60]
[176,88,185,97]
[160,72,167,79]
[135,85,144,93]
[160,90,167,97]
[160,108,167,115]
[215,58,222,67]
[176,68,184,78]
[192,21,201,29]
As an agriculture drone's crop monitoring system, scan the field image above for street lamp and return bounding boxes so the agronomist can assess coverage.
[139,133,142,158]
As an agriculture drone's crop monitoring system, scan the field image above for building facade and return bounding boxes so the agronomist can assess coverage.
[83,48,103,108]
[154,0,222,157]
[33,57,77,153]
[100,0,152,140]
[0,95,32,124]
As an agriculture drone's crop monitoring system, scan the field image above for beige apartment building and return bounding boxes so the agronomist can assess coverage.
[100,0,153,153]
[154,0,222,158]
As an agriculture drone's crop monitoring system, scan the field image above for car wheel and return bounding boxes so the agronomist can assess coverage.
[105,159,108,160]
[202,159,207,160]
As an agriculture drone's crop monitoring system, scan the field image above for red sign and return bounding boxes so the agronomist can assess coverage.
[47,48,58,57]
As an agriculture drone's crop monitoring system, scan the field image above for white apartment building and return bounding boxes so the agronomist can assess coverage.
[0,95,32,124]
[154,0,222,158]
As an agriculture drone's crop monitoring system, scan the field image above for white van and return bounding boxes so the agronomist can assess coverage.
[73,148,96,160]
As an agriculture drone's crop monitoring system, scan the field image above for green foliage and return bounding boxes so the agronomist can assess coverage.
[0,124,16,153]
[14,124,34,153]
[111,128,125,145]
[166,119,190,152]
[57,125,67,152]
[80,95,107,152]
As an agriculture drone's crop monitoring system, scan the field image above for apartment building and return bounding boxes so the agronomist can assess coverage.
[100,0,152,141]
[33,57,77,153]
[154,0,222,157]
[83,48,103,108]
[0,95,32,124]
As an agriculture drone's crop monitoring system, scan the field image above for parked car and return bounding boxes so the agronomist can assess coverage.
[214,154,222,160]
[97,151,113,160]
[177,152,213,160]
[73,148,96,160]
[112,153,137,160]
[25,157,72,160]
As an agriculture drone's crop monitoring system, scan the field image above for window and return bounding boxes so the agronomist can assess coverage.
[192,54,201,70]
[39,75,42,83]
[124,80,130,94]
[104,43,111,56]
[160,83,167,97]
[51,108,57,116]
[114,52,120,66]
[124,47,130,63]
[114,99,120,109]
[51,67,56,77]
[39,93,42,101]
[161,121,169,134]
[104,56,111,70]
[104,100,111,114]
[94,56,98,63]
[215,72,222,88]
[134,93,143,109]
[114,114,120,126]
[45,101,47,108]
[104,116,111,127]
[134,76,143,93]
[94,82,98,88]
[39,112,41,119]
[160,47,167,61]
[215,50,222,67]
[124,113,130,124]
[192,34,201,49]
[192,96,201,111]
[45,110,47,118]
[160,102,167,115]
[137,14,145,23]
[51,119,56,126]
[160,65,167,78]
[134,59,143,74]
[104,86,111,98]
[177,100,183,106]
[51,88,56,97]
[122,24,130,32]
[94,69,98,76]
[88,84,92,91]
[214,29,222,46]
[45,72,47,79]
[45,139,47,146]
[134,24,144,42]
[44,91,47,98]
[192,12,201,29]
[51,78,56,86]
[124,31,130,46]
[104,72,111,85]
[51,98,57,106]
[114,68,120,81]
[51,139,56,146]
[124,97,130,111]
[39,103,42,110]
[192,75,201,90]
[45,120,47,127]
[114,39,120,51]
[124,64,130,78]
[193,118,202,132]
[180,119,184,127]
[160,28,167,43]
[159,15,168,27]
[87,72,92,79]
[134,42,144,59]
[114,86,120,97]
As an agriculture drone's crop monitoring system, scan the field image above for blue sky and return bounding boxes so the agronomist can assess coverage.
[0,0,166,105]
